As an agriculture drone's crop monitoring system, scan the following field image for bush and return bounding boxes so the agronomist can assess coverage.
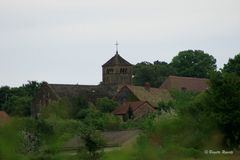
[96,97,118,113]
[157,101,174,114]
[2,96,32,116]
[40,98,71,119]
[79,127,105,160]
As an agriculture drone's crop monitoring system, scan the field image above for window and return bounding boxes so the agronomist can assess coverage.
[106,68,114,74]
[181,87,187,91]
[120,68,127,74]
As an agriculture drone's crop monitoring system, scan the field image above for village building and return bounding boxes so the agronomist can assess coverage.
[160,76,209,92]
[112,101,156,121]
[31,82,117,116]
[114,84,172,108]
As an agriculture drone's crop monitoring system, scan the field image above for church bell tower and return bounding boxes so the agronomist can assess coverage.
[102,42,133,85]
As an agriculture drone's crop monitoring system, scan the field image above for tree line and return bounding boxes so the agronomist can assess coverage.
[133,50,216,87]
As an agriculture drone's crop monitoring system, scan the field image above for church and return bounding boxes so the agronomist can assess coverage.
[102,51,133,85]
[31,49,134,116]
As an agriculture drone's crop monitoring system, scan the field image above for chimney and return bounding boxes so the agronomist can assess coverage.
[144,82,151,91]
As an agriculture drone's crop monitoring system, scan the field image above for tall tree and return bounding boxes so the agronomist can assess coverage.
[2,95,32,116]
[133,61,175,87]
[170,50,217,78]
[78,125,105,160]
[205,72,240,148]
[0,86,11,110]
[223,53,240,76]
[0,81,41,116]
[95,97,118,113]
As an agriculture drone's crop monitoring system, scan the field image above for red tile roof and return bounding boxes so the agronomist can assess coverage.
[113,101,153,115]
[160,76,209,92]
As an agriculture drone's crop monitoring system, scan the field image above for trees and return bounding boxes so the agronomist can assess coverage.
[40,98,71,119]
[174,70,240,148]
[170,50,216,78]
[181,70,240,148]
[80,107,120,130]
[204,72,240,148]
[223,53,240,76]
[2,96,32,116]
[0,86,11,110]
[22,81,41,97]
[69,96,89,119]
[95,97,118,113]
[78,126,105,160]
[0,81,41,116]
[133,61,175,87]
[157,101,174,114]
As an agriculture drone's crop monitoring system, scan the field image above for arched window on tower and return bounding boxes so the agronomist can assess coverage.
[120,68,127,74]
[106,68,114,74]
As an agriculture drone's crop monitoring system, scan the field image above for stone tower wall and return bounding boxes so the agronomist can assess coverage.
[102,65,133,85]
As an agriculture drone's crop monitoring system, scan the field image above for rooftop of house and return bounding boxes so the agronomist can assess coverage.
[160,75,209,92]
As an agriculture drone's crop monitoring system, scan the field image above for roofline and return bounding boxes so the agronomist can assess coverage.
[48,83,99,87]
[102,53,133,67]
[113,101,144,115]
[113,100,154,115]
[113,85,139,101]
[168,75,209,80]
[40,82,60,99]
[102,64,133,67]
[125,84,162,90]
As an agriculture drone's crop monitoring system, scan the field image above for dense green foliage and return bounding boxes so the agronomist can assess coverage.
[133,61,175,87]
[223,53,240,76]
[2,96,32,116]
[0,86,11,109]
[170,50,217,78]
[68,96,89,119]
[40,98,72,119]
[78,107,121,130]
[0,81,41,116]
[78,126,105,160]
[95,97,118,113]
[157,100,174,114]
[204,72,240,148]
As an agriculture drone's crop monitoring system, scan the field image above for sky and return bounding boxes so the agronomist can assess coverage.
[1,0,240,87]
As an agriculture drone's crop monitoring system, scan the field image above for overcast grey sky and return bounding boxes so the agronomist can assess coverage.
[1,0,240,87]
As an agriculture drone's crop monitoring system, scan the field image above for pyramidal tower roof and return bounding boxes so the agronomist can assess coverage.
[102,51,133,67]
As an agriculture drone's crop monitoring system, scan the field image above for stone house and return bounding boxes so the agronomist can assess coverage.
[31,82,117,117]
[160,76,209,92]
[112,101,156,121]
